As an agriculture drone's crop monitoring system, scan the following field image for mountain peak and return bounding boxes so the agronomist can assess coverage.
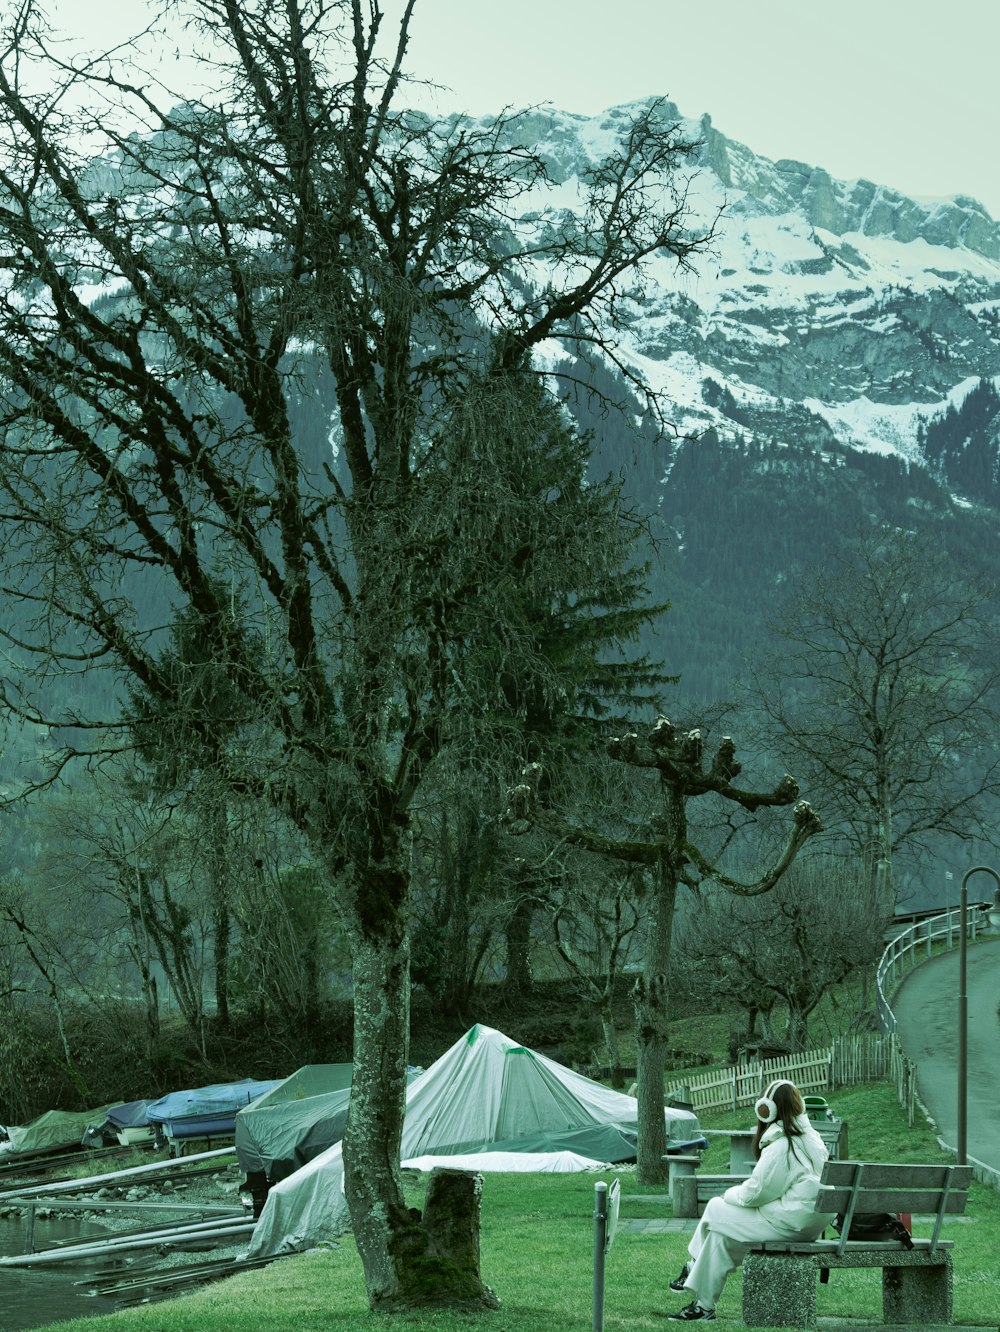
[687,113,1000,260]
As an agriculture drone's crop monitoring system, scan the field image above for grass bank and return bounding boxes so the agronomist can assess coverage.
[33,1080,999,1331]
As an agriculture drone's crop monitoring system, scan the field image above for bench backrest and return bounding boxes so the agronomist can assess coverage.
[817,1161,971,1255]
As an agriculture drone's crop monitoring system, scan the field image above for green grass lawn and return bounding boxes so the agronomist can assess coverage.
[31,1080,999,1331]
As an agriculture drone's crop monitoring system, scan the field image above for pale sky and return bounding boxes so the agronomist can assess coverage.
[45,0,1000,219]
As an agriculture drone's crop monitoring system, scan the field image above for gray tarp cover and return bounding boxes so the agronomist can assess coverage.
[1,1106,112,1156]
[234,1064,353,1178]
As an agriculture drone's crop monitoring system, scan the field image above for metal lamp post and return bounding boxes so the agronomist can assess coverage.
[957,866,1000,1165]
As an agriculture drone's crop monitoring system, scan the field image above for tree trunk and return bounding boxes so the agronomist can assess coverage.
[126,897,161,1052]
[342,888,497,1312]
[143,971,160,1051]
[420,1170,500,1310]
[503,895,534,998]
[213,889,230,1028]
[874,754,895,920]
[785,1007,809,1052]
[207,800,231,1029]
[599,1006,625,1087]
[634,860,677,1185]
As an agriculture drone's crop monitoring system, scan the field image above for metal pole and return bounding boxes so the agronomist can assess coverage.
[957,865,1000,1168]
[957,876,968,1167]
[593,1181,608,1332]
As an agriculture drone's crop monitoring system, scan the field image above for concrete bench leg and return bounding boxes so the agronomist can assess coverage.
[668,1156,700,1203]
[883,1255,952,1324]
[672,1175,698,1219]
[743,1254,817,1329]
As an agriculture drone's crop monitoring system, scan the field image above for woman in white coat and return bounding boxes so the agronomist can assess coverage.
[665,1079,836,1322]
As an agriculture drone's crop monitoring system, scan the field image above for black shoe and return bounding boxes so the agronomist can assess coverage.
[667,1303,716,1322]
[669,1263,691,1292]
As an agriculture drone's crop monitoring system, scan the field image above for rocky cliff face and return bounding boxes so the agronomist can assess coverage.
[492,100,1000,479]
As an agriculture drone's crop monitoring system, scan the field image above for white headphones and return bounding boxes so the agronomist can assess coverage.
[754,1079,796,1124]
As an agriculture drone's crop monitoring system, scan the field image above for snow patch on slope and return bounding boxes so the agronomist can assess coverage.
[804,378,992,460]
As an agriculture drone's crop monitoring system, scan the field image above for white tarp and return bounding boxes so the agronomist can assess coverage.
[401,1149,603,1173]
[248,1022,699,1256]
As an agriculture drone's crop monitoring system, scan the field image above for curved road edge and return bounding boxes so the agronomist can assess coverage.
[890,936,1000,1178]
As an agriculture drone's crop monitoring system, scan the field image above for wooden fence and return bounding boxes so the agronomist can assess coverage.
[678,1032,916,1120]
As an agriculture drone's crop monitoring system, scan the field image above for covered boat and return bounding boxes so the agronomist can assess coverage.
[248,1024,702,1256]
[0,1106,112,1157]
[235,1064,354,1185]
[146,1078,281,1148]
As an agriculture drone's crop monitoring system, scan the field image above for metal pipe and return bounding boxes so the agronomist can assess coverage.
[21,1199,240,1214]
[0,1146,235,1203]
[49,1213,250,1252]
[593,1181,607,1332]
[0,1221,256,1268]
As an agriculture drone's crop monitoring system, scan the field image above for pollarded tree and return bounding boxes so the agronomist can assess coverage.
[504,717,821,1183]
[755,528,1000,917]
[0,0,717,1309]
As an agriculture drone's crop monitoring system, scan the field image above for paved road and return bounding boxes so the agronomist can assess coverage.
[891,936,1000,1173]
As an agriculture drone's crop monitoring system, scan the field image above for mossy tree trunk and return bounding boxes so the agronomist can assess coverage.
[0,1,719,1308]
[341,857,498,1311]
[634,850,680,1184]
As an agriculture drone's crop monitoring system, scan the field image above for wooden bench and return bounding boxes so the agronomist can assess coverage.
[742,1160,972,1328]
[812,1116,848,1161]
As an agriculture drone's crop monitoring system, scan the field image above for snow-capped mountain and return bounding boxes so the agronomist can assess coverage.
[500,99,1000,479]
[452,98,1000,776]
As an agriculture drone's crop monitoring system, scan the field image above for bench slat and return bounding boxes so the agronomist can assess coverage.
[750,1238,954,1253]
[821,1162,972,1189]
[817,1185,968,1213]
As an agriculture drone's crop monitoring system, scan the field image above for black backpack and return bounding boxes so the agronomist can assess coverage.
[818,1212,914,1284]
[834,1212,914,1248]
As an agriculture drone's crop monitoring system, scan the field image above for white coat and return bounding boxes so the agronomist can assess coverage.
[722,1112,835,1235]
[677,1113,836,1311]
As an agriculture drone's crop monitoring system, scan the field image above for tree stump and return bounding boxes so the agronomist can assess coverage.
[375,1169,500,1312]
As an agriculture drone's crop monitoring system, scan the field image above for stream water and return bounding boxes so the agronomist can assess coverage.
[0,1216,121,1331]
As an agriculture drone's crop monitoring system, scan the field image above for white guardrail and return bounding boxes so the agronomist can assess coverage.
[875,902,991,1035]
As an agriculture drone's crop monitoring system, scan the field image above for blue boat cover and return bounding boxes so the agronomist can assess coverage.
[146,1079,280,1126]
[164,1112,249,1139]
[107,1099,153,1129]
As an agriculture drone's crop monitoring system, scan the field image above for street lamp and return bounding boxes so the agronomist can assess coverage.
[957,866,1000,1165]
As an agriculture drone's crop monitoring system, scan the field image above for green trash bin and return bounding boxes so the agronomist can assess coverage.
[803,1095,832,1121]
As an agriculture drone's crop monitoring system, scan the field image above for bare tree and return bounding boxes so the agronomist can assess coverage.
[505,717,820,1182]
[548,859,644,1085]
[0,0,717,1307]
[0,880,82,1081]
[755,529,1000,916]
[677,855,884,1051]
[35,771,215,1058]
[230,852,349,1033]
